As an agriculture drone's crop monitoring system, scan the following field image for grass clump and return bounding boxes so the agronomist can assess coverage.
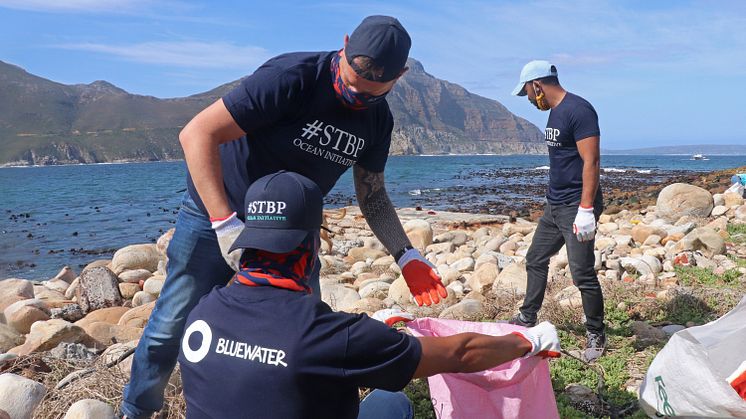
[674,265,741,287]
[727,223,746,244]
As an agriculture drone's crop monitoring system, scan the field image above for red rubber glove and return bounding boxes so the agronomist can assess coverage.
[371,308,415,327]
[397,248,448,306]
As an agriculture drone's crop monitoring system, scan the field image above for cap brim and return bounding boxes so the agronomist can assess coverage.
[229,227,311,254]
[512,81,527,96]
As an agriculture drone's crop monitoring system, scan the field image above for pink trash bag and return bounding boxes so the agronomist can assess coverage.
[408,318,560,419]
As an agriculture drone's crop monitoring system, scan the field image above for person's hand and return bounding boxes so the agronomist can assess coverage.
[210,212,244,271]
[371,308,415,327]
[397,248,448,306]
[573,206,596,242]
[511,321,561,358]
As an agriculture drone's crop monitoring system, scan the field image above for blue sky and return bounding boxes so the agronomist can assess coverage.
[1,0,745,149]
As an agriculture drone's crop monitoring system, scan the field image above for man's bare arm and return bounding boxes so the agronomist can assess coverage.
[576,136,600,208]
[179,99,246,219]
[413,333,531,378]
[353,164,412,257]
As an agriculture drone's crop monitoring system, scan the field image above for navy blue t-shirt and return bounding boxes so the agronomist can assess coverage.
[178,285,422,419]
[544,92,600,205]
[186,51,394,219]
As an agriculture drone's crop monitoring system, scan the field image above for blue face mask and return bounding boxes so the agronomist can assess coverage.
[330,52,388,110]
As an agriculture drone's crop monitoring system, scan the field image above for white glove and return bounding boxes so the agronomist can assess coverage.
[573,206,596,242]
[511,321,561,358]
[210,212,244,271]
[371,308,415,327]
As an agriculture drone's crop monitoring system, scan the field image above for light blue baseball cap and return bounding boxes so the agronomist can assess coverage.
[511,60,558,96]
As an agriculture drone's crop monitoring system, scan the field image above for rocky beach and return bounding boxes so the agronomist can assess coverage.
[1,167,745,418]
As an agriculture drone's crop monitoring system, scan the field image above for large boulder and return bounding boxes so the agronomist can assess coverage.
[404,219,433,250]
[3,299,50,334]
[76,267,123,313]
[675,227,726,257]
[0,279,34,312]
[656,183,713,221]
[118,302,156,329]
[0,324,23,352]
[132,291,156,307]
[345,298,386,315]
[491,262,528,296]
[75,306,130,328]
[63,399,116,419]
[9,319,99,355]
[358,281,391,300]
[723,192,745,208]
[44,279,70,294]
[0,373,47,419]
[111,244,161,275]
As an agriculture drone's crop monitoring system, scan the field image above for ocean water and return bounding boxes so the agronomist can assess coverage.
[1,154,744,279]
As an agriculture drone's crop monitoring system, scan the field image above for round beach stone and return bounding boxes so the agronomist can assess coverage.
[75,306,130,328]
[656,183,713,221]
[143,275,165,296]
[358,281,391,300]
[321,283,360,312]
[118,301,155,328]
[0,373,47,419]
[0,324,23,353]
[118,269,153,284]
[4,299,50,334]
[0,279,34,312]
[675,227,726,257]
[119,283,140,300]
[132,291,156,307]
[466,263,498,294]
[491,262,528,296]
[439,299,483,321]
[63,399,115,419]
[403,219,434,250]
[450,257,475,272]
[111,244,161,274]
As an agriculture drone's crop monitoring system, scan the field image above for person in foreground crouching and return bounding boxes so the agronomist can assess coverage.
[178,171,562,419]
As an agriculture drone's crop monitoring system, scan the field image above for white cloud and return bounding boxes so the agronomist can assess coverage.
[55,41,271,69]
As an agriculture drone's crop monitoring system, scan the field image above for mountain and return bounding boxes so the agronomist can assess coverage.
[602,145,746,155]
[0,59,544,166]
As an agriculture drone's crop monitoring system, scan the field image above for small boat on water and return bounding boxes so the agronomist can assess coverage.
[692,153,708,160]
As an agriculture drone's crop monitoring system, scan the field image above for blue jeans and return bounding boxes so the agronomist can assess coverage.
[121,193,321,418]
[358,390,413,419]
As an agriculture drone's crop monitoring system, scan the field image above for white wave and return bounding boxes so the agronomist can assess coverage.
[533,166,550,170]
[603,168,626,173]
[408,189,422,196]
[636,169,652,174]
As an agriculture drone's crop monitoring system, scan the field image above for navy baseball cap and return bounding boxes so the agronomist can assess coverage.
[229,171,323,254]
[346,15,411,82]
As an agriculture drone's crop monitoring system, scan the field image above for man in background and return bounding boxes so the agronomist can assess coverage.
[507,60,606,362]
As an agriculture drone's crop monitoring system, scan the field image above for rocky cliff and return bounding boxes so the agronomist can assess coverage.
[0,58,544,166]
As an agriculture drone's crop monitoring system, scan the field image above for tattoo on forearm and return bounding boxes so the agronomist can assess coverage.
[354,165,411,256]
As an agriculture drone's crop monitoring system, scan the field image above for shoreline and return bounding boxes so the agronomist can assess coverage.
[3,154,746,169]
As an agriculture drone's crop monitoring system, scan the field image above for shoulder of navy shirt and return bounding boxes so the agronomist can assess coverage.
[178,284,422,419]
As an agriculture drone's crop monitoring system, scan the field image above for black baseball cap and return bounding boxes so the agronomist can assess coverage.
[229,171,323,254]
[346,15,411,82]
